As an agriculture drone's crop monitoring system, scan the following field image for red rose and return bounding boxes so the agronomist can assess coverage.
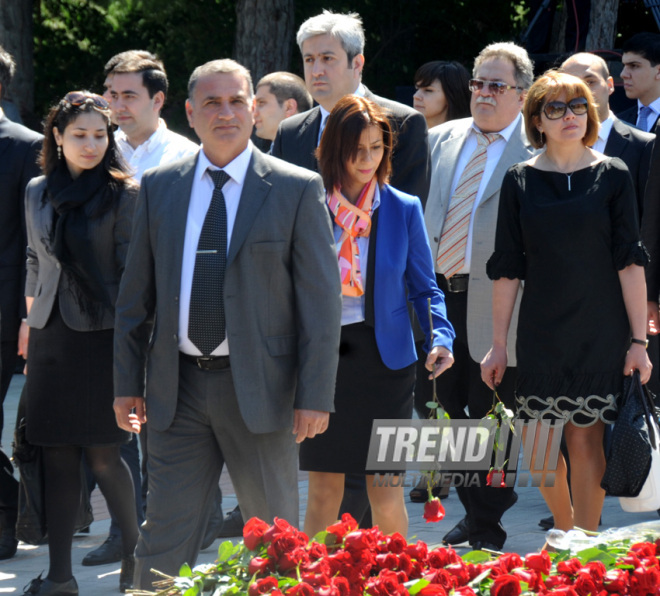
[423,569,458,591]
[630,542,657,558]
[326,513,358,540]
[345,530,376,552]
[573,573,597,596]
[248,556,275,576]
[417,584,448,596]
[262,518,297,544]
[489,574,521,596]
[364,569,407,596]
[445,562,470,586]
[375,553,398,570]
[427,547,460,568]
[524,551,551,575]
[386,533,408,554]
[308,541,329,560]
[423,498,445,523]
[583,561,606,583]
[244,518,271,551]
[278,546,309,572]
[603,569,629,593]
[510,569,540,591]
[248,577,279,596]
[495,553,523,573]
[287,584,316,596]
[630,565,660,596]
[557,558,583,577]
[406,540,429,562]
[544,574,571,589]
[329,576,350,596]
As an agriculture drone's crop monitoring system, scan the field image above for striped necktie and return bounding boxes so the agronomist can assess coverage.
[436,131,500,278]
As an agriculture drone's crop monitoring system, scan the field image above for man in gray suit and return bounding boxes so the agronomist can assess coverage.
[423,42,534,551]
[113,59,341,589]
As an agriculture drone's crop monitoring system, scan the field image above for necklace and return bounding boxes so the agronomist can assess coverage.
[542,149,589,192]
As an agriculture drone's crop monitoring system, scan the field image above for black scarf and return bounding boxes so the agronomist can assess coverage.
[45,162,115,325]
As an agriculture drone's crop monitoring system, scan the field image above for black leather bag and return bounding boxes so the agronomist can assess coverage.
[601,371,659,497]
[12,415,94,545]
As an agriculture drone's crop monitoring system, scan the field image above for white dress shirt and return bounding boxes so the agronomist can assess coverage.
[335,184,381,326]
[444,113,522,274]
[178,142,254,356]
[636,97,660,133]
[592,112,614,154]
[115,118,198,182]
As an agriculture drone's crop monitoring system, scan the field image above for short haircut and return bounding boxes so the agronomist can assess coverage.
[297,10,365,64]
[103,50,161,76]
[316,95,393,191]
[0,45,16,99]
[523,70,599,149]
[256,72,312,113]
[561,52,610,79]
[623,32,660,66]
[414,61,471,121]
[111,57,168,99]
[474,42,534,90]
[188,59,254,100]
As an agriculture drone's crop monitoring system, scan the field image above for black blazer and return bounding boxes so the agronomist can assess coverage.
[618,104,660,133]
[272,86,431,206]
[604,116,655,219]
[0,116,42,341]
[642,120,660,300]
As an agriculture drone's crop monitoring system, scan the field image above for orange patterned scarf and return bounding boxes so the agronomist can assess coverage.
[326,178,376,297]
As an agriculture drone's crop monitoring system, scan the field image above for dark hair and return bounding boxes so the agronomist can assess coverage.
[256,72,312,113]
[0,45,16,100]
[40,92,132,190]
[317,95,393,192]
[103,49,160,76]
[523,70,599,149]
[623,33,660,66]
[414,61,471,121]
[111,57,168,99]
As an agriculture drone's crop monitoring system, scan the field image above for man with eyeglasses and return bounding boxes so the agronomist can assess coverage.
[423,42,535,552]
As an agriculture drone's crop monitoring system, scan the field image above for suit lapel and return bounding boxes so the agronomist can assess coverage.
[296,108,322,172]
[0,119,12,160]
[604,119,627,158]
[227,150,271,266]
[479,119,532,207]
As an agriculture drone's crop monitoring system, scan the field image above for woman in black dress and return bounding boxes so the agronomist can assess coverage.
[481,71,652,533]
[299,96,455,537]
[21,92,138,595]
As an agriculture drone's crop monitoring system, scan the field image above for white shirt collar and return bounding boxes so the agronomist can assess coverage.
[0,107,5,121]
[598,112,615,144]
[116,118,167,154]
[470,112,522,142]
[196,140,253,187]
[637,96,660,115]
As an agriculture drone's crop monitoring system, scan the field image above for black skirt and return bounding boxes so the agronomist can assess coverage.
[25,301,129,446]
[299,322,415,474]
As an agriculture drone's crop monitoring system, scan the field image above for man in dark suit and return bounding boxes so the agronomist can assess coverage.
[272,10,430,205]
[0,45,42,561]
[618,33,660,133]
[113,59,341,589]
[642,121,660,342]
[561,53,654,218]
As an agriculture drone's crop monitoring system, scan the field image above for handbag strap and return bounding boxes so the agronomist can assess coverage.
[634,370,660,447]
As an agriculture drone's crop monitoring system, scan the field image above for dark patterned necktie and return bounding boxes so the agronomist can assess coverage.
[189,169,230,355]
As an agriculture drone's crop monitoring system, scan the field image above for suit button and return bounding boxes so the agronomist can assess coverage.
[56,262,61,269]
[433,237,439,242]
[173,334,178,341]
[174,296,179,303]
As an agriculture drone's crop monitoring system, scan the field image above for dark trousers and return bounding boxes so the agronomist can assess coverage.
[423,276,517,548]
[0,340,18,435]
[0,340,18,532]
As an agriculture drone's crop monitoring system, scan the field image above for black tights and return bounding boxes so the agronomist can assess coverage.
[43,445,138,583]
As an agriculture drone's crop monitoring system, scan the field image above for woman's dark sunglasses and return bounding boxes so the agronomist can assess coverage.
[542,97,589,120]
[64,91,109,109]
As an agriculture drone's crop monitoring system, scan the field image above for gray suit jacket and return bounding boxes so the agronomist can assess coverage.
[25,176,136,331]
[424,117,534,365]
[114,148,342,433]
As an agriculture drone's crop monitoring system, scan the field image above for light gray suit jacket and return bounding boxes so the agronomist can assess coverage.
[113,148,342,433]
[424,117,534,365]
[25,176,136,331]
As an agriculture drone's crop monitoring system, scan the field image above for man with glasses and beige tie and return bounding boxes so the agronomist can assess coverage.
[423,42,535,552]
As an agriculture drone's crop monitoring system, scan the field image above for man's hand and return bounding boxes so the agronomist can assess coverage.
[648,301,659,335]
[425,346,454,379]
[18,320,29,375]
[114,396,147,433]
[292,409,329,444]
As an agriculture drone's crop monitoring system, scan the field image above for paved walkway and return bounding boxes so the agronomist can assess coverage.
[1,374,658,595]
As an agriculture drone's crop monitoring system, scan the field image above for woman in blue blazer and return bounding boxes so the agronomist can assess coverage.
[299,96,455,537]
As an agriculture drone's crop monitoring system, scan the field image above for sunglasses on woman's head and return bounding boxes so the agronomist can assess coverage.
[542,97,589,120]
[64,91,109,110]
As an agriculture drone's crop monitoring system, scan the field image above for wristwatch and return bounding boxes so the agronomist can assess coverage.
[631,338,649,348]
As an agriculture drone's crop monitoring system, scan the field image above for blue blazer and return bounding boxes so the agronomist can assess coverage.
[369,184,454,369]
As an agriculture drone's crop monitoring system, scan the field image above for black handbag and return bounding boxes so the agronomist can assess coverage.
[12,415,94,545]
[601,371,660,497]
